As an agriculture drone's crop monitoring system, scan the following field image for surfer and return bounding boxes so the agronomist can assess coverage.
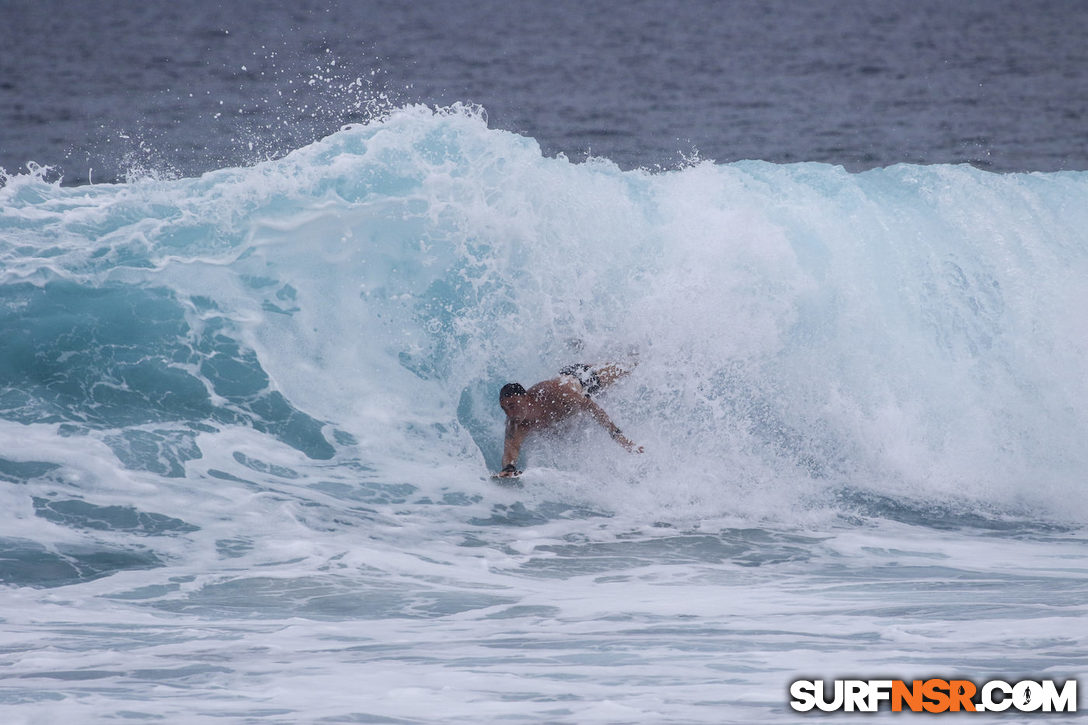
[496,362,643,477]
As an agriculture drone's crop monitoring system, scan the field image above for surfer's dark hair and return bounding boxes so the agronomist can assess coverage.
[500,383,527,399]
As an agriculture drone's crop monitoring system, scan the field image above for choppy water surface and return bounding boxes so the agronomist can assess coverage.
[3,0,1088,183]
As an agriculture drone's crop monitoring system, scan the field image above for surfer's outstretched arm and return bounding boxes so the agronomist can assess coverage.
[579,396,643,454]
[499,420,528,476]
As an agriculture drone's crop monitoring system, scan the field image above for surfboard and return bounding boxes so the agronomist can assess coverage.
[490,472,523,488]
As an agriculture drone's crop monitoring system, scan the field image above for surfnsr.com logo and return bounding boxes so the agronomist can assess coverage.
[789,678,1077,713]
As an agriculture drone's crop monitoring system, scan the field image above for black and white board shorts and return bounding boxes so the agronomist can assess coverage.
[558,363,602,397]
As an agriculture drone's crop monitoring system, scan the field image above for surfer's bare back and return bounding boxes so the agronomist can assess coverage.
[496,362,643,477]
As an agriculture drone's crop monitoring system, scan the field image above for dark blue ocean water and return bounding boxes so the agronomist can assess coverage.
[3,0,1088,184]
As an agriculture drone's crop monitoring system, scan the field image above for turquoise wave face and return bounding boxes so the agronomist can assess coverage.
[0,281,333,461]
[2,105,1087,535]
